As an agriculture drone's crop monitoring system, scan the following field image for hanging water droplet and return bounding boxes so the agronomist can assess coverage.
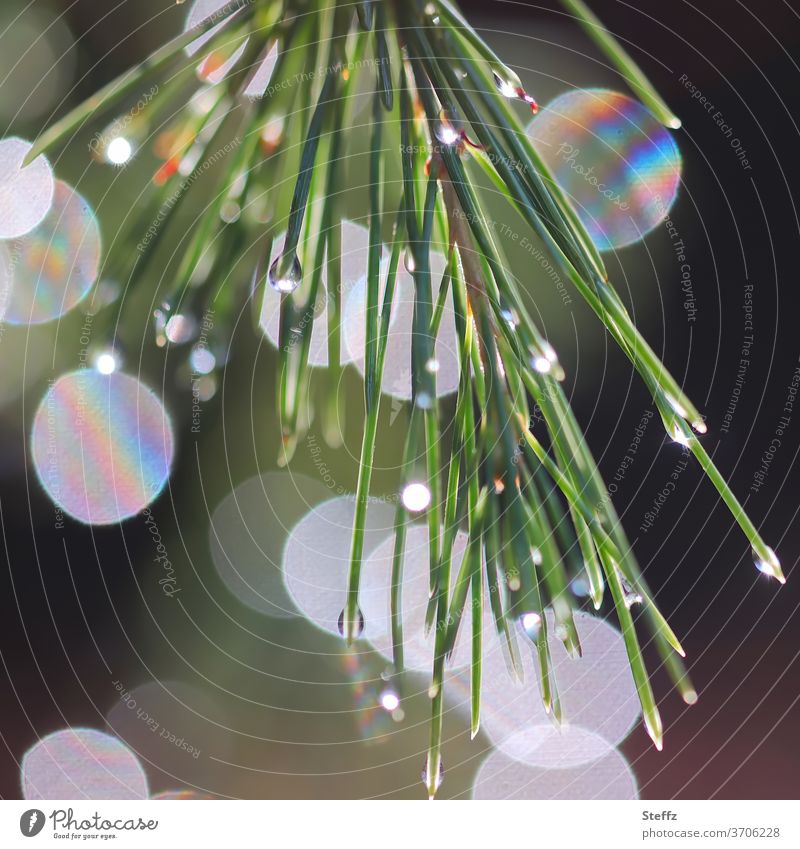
[268,250,302,293]
[619,574,643,609]
[520,611,542,640]
[421,756,444,794]
[531,547,543,566]
[425,357,440,373]
[337,607,365,638]
[434,109,463,147]
[752,546,785,583]
[670,420,691,447]
[492,72,538,113]
[404,250,416,274]
[500,306,518,329]
[493,72,518,99]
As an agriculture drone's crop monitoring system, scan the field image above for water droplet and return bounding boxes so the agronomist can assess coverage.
[619,575,643,609]
[94,351,118,375]
[500,306,518,329]
[493,73,518,99]
[379,688,400,712]
[106,137,133,165]
[493,72,538,112]
[425,357,440,373]
[434,109,463,147]
[402,482,431,512]
[531,547,543,566]
[520,611,542,639]
[532,355,551,374]
[268,250,302,293]
[421,756,444,794]
[337,607,365,638]
[670,421,691,447]
[752,546,784,583]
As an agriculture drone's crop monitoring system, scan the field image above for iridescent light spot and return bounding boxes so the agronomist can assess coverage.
[21,728,148,800]
[30,370,174,524]
[209,471,332,618]
[4,180,100,324]
[528,89,681,251]
[259,220,376,367]
[361,525,477,671]
[0,137,54,239]
[471,733,638,799]
[448,610,639,764]
[282,495,395,638]
[344,246,460,400]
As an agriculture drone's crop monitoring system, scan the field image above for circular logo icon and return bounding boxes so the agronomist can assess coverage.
[20,809,46,837]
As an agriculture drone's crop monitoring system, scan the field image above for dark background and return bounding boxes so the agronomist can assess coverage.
[0,0,798,799]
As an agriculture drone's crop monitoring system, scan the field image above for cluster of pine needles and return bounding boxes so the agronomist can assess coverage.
[28,0,785,797]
